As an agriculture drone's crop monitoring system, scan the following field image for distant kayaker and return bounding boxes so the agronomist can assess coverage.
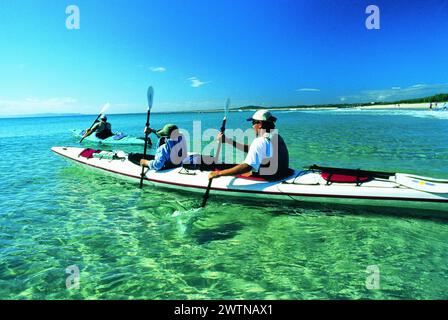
[140,124,187,171]
[82,115,114,140]
[208,110,290,180]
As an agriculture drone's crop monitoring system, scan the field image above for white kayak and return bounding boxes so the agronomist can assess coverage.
[51,146,448,213]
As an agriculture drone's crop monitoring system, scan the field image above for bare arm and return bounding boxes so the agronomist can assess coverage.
[90,122,100,132]
[218,133,249,153]
[144,126,157,135]
[84,122,100,137]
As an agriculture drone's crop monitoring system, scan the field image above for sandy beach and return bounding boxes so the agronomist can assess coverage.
[358,102,435,110]
[257,102,440,112]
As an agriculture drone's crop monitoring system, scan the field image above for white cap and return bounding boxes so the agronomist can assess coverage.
[246,109,277,122]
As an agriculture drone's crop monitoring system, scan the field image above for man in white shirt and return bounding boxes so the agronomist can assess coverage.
[208,109,289,180]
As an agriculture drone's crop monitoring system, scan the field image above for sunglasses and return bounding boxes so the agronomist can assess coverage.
[252,120,261,125]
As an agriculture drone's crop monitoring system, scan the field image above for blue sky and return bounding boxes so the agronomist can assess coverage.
[0,0,447,115]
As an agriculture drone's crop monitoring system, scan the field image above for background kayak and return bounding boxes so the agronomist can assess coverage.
[71,129,150,146]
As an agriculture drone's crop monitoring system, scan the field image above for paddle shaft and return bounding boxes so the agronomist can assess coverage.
[213,117,227,163]
[139,109,151,188]
[79,114,101,143]
[202,116,227,207]
[201,179,213,207]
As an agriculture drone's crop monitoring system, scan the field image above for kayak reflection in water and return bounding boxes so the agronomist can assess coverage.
[208,110,290,180]
[140,124,188,171]
[82,115,114,140]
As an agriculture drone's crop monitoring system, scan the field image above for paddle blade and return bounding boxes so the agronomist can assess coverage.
[147,86,154,110]
[100,102,111,115]
[225,98,230,118]
[395,173,448,193]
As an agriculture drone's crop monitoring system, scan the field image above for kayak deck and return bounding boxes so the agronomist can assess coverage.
[51,146,448,213]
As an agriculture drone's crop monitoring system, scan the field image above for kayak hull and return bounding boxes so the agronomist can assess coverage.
[71,129,148,145]
[51,146,448,213]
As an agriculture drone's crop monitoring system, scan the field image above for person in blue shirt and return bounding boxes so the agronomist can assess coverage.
[140,124,187,171]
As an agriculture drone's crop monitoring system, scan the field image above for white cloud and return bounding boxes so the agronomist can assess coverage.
[0,97,77,108]
[296,88,320,92]
[150,66,167,72]
[0,97,79,116]
[391,87,401,90]
[188,77,210,88]
[340,97,347,102]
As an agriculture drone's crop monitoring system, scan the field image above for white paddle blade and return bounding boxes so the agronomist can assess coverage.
[100,102,111,114]
[147,86,154,110]
[225,98,230,118]
[395,173,448,194]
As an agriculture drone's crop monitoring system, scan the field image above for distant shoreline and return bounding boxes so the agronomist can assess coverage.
[0,102,441,119]
[230,102,437,112]
[353,102,436,110]
[238,102,440,112]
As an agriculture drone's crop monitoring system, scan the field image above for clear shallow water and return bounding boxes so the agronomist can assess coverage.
[0,109,448,299]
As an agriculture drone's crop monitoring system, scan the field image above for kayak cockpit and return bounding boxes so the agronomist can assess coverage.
[128,152,295,181]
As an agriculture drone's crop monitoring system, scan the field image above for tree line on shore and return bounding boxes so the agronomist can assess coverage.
[237,93,448,111]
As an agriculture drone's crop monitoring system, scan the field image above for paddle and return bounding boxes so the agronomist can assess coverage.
[201,98,230,208]
[139,86,154,189]
[395,173,448,193]
[80,103,110,143]
[213,98,230,164]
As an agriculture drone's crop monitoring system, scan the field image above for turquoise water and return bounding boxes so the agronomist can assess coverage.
[1,109,448,299]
